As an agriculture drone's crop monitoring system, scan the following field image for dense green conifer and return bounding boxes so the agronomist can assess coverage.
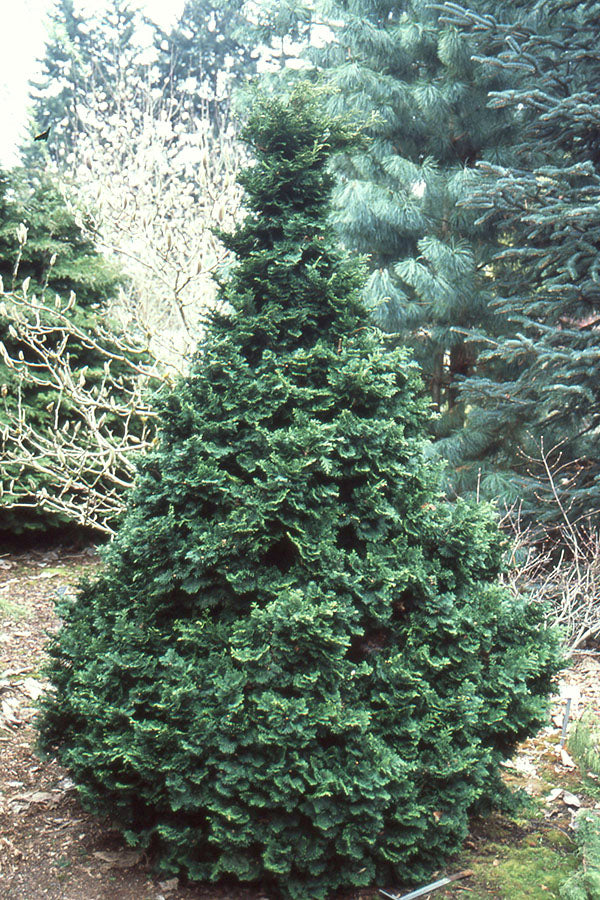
[38,87,560,898]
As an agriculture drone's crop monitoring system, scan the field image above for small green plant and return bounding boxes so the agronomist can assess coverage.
[0,596,29,620]
[560,809,600,899]
[569,711,600,787]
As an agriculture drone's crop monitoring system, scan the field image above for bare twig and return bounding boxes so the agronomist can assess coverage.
[500,442,600,649]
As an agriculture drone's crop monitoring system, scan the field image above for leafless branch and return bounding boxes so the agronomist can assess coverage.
[500,442,600,650]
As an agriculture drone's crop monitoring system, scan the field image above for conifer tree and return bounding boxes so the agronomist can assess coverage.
[25,0,156,166]
[155,0,258,133]
[38,87,560,898]
[24,0,87,164]
[437,0,600,525]
[0,170,120,305]
[300,0,521,437]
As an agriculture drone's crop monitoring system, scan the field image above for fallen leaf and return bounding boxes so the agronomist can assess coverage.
[544,807,560,819]
[547,788,564,803]
[19,677,46,701]
[560,748,576,769]
[513,757,537,776]
[12,790,55,805]
[92,850,143,869]
[40,567,68,578]
[55,776,76,792]
[0,667,33,678]
[158,877,179,895]
[562,791,581,809]
[1,698,20,726]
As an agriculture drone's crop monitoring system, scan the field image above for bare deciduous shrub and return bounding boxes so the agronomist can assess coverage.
[58,81,244,370]
[0,77,245,534]
[500,443,600,650]
[0,285,164,534]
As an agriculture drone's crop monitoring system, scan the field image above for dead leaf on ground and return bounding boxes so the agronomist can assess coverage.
[0,666,33,679]
[18,677,46,701]
[559,748,576,769]
[92,850,143,869]
[1,697,21,726]
[55,776,76,792]
[562,791,582,808]
[158,877,179,895]
[12,790,56,804]
[546,788,581,808]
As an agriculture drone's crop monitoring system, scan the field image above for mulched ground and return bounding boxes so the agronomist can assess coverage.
[0,543,598,900]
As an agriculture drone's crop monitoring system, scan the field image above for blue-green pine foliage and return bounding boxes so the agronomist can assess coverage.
[302,0,521,440]
[37,87,561,898]
[438,0,600,526]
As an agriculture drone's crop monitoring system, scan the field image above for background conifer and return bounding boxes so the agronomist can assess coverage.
[25,0,154,167]
[298,0,521,438]
[38,86,560,898]
[439,0,600,525]
[154,0,257,134]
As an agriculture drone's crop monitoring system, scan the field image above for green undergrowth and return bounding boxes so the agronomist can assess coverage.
[0,595,30,620]
[463,833,578,899]
[569,711,600,796]
[435,722,600,898]
[559,810,600,899]
[559,713,600,899]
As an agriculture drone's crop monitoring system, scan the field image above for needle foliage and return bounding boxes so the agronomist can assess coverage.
[38,86,561,898]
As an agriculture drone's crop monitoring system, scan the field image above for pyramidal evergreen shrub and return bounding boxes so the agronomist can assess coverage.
[38,87,562,899]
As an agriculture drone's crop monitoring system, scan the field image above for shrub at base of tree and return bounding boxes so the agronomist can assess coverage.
[37,87,562,899]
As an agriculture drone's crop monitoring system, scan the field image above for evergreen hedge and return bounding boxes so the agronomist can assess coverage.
[38,87,562,898]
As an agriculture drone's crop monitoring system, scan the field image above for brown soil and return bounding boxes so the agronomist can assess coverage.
[0,544,597,900]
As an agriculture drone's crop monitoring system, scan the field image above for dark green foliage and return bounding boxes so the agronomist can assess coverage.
[0,169,119,303]
[38,87,561,898]
[0,168,123,532]
[438,1,600,525]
